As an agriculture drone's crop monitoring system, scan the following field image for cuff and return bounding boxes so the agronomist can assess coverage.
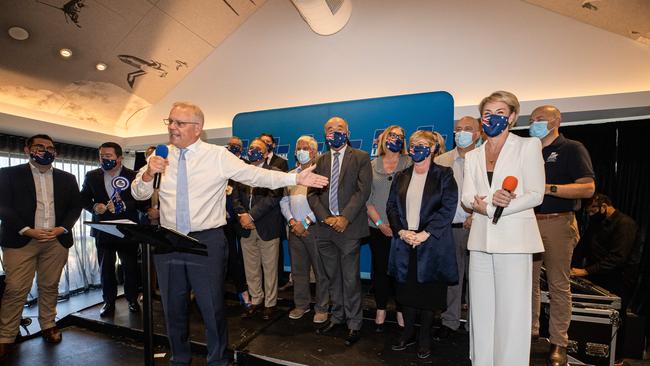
[59,226,69,234]
[19,227,30,235]
[486,203,496,219]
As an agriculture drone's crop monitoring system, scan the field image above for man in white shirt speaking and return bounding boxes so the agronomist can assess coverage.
[131,101,328,366]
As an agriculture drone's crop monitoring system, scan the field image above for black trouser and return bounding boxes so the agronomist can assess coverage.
[224,221,247,294]
[401,305,434,349]
[369,227,398,310]
[96,234,139,304]
[154,228,228,366]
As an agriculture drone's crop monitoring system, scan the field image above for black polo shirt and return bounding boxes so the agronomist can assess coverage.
[536,134,594,214]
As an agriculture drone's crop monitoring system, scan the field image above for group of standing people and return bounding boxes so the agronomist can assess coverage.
[0,89,617,366]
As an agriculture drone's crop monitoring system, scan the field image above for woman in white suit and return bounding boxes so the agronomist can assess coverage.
[462,91,545,366]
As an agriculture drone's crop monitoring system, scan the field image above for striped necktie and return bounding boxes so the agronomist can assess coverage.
[329,152,340,215]
[176,148,190,234]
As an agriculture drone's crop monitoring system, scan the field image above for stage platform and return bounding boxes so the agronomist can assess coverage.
[3,287,600,366]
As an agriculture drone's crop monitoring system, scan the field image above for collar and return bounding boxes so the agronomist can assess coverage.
[332,144,347,155]
[29,161,53,174]
[173,139,202,155]
[104,166,123,177]
[546,134,566,149]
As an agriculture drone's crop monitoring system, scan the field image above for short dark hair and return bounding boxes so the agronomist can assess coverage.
[26,134,54,147]
[260,133,275,143]
[99,142,123,157]
[587,193,613,207]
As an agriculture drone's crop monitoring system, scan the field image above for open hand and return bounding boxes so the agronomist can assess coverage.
[332,216,349,232]
[296,164,328,188]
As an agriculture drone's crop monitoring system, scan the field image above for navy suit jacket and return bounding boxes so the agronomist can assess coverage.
[80,166,144,238]
[386,162,459,285]
[231,163,283,241]
[0,163,82,248]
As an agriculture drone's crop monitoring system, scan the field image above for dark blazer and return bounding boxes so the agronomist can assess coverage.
[268,154,289,172]
[231,163,284,241]
[0,163,82,248]
[386,163,458,285]
[80,166,143,238]
[307,147,372,239]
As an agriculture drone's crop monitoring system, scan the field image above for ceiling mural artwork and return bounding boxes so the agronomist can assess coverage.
[0,0,266,136]
[36,0,86,28]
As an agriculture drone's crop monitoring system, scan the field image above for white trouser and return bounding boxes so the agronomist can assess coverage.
[469,250,532,366]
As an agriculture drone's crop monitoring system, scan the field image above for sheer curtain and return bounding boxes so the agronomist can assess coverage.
[0,138,101,302]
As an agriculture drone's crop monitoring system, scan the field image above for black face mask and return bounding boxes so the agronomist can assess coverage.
[590,207,607,224]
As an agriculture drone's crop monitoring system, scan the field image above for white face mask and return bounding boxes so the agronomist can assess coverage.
[296,149,311,164]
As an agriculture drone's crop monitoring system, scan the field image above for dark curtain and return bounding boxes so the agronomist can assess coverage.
[0,133,98,161]
[516,120,650,314]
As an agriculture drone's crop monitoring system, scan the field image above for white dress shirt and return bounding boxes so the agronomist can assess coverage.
[132,139,297,233]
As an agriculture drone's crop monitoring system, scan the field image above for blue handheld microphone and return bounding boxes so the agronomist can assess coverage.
[153,144,169,189]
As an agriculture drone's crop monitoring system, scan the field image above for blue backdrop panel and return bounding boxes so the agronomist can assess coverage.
[232,91,454,279]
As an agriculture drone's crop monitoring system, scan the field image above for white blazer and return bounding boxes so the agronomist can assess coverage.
[461,133,545,254]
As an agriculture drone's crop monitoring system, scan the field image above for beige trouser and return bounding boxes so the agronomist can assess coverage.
[240,229,279,308]
[0,239,68,343]
[531,214,580,347]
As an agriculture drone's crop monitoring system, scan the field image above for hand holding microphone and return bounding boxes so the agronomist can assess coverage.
[145,145,169,188]
[492,176,518,224]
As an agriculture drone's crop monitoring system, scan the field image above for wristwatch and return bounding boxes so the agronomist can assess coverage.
[550,185,558,194]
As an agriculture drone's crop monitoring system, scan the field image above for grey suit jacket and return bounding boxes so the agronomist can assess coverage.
[307,146,372,239]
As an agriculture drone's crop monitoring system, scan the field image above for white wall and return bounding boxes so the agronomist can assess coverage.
[128,0,650,141]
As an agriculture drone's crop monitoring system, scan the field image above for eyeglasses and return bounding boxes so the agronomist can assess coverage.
[387,132,405,140]
[163,118,200,128]
[30,144,56,154]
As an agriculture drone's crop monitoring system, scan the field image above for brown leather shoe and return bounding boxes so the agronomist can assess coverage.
[262,306,277,320]
[42,326,63,344]
[0,342,16,361]
[241,304,261,319]
[547,344,567,366]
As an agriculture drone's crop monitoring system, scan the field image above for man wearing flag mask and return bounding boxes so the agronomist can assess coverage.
[81,142,144,317]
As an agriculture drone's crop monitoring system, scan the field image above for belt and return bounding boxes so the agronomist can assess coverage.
[535,212,573,220]
[451,223,464,228]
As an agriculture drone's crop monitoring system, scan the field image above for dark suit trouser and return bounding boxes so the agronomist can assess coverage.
[369,227,396,310]
[96,235,139,304]
[224,221,247,294]
[316,225,362,330]
[154,228,228,366]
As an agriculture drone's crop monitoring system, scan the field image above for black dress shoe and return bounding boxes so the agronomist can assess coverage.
[344,330,361,346]
[391,338,416,351]
[128,302,141,313]
[100,303,115,317]
[417,345,431,359]
[547,344,568,366]
[433,325,453,341]
[241,304,261,319]
[316,320,340,335]
[375,323,384,333]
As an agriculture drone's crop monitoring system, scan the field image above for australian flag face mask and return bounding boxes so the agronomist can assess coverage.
[326,131,348,149]
[481,114,510,137]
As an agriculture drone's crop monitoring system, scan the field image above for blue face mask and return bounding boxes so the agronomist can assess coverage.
[529,120,550,139]
[101,159,118,171]
[454,131,474,149]
[226,144,241,156]
[296,149,311,165]
[482,114,510,137]
[30,151,55,166]
[386,138,403,153]
[326,131,348,149]
[247,148,264,163]
[409,145,432,163]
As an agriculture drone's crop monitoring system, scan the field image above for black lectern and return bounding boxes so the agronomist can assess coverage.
[85,221,207,366]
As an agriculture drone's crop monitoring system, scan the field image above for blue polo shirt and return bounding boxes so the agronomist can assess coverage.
[536,134,594,214]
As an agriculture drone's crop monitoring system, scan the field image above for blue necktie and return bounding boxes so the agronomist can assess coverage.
[176,148,190,234]
[329,152,340,215]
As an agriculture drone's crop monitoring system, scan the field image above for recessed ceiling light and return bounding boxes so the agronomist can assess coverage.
[8,26,29,41]
[95,62,107,71]
[59,48,72,58]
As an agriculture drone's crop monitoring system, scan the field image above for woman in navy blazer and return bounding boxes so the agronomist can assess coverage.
[386,130,458,359]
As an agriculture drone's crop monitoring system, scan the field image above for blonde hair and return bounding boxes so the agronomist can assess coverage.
[296,135,318,151]
[409,130,446,158]
[478,90,520,127]
[171,101,205,124]
[376,125,407,156]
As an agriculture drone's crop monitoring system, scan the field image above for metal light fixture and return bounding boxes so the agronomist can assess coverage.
[59,48,72,58]
[95,62,107,71]
[8,26,29,41]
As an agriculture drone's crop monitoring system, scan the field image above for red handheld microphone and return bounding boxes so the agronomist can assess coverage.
[492,176,518,224]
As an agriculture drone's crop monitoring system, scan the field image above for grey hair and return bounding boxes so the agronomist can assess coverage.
[297,135,318,151]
